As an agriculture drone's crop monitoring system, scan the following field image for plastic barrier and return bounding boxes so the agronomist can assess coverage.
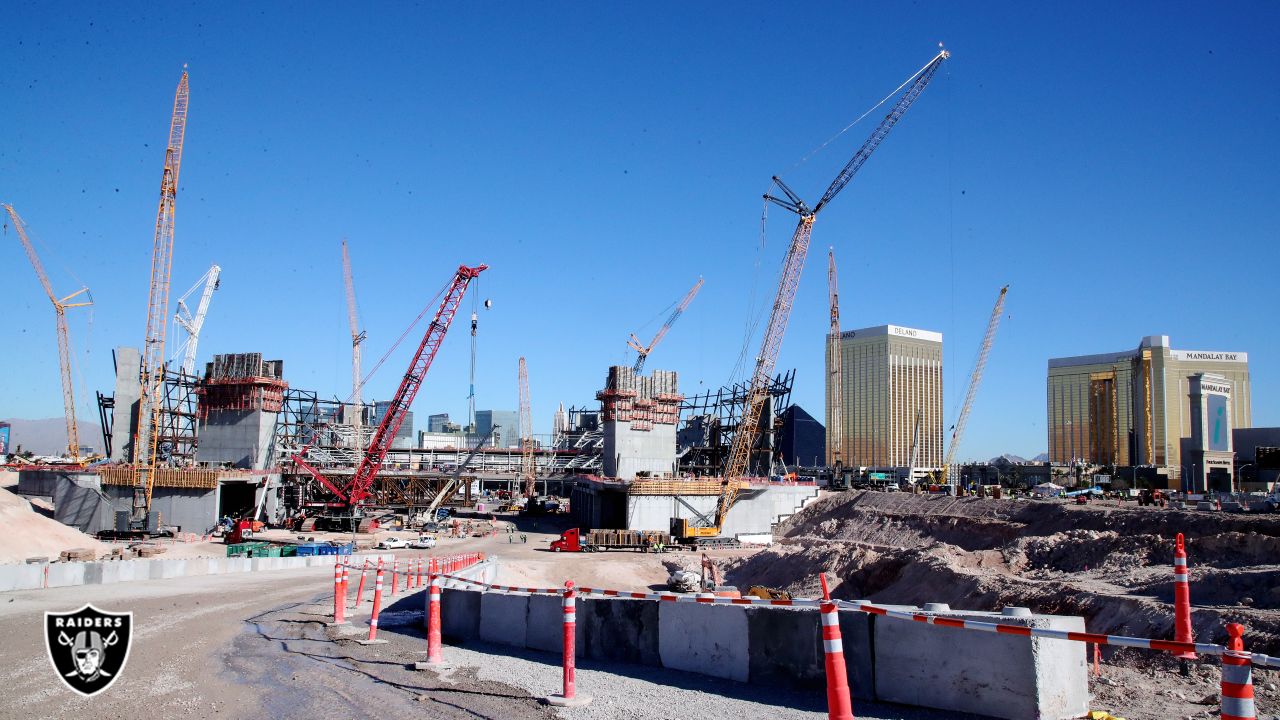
[819,574,854,720]
[1173,533,1196,660]
[358,560,388,645]
[331,562,346,625]
[1221,624,1256,720]
[544,581,590,707]
[354,560,369,609]
[390,559,399,596]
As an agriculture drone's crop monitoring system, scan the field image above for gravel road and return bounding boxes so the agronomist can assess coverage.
[0,552,988,720]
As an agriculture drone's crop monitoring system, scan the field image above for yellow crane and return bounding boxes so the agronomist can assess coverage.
[941,285,1010,485]
[518,357,536,499]
[2,205,92,461]
[675,49,949,542]
[133,69,189,523]
[341,239,366,438]
[827,248,843,469]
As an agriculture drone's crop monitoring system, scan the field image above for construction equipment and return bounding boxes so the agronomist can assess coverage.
[423,426,498,518]
[132,69,190,526]
[2,205,93,461]
[628,277,703,374]
[291,264,487,530]
[170,263,220,376]
[827,248,843,469]
[906,407,923,484]
[550,528,670,553]
[723,49,948,490]
[341,239,366,433]
[941,285,1010,485]
[518,357,536,499]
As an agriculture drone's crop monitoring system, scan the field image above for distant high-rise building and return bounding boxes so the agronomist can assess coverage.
[553,402,569,436]
[427,413,450,433]
[476,409,519,448]
[779,405,825,468]
[1047,335,1251,472]
[826,325,944,470]
[370,401,415,448]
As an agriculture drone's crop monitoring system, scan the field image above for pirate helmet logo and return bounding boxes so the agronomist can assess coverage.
[44,605,132,697]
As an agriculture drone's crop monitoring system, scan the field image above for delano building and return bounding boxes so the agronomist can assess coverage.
[1046,335,1251,474]
[826,324,944,474]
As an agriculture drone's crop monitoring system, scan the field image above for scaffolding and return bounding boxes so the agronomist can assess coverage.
[677,369,795,477]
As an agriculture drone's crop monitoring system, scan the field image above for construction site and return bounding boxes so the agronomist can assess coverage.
[3,13,1278,720]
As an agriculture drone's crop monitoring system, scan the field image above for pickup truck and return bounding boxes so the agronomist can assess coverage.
[376,536,408,550]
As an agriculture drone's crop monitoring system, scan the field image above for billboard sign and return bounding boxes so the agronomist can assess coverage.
[0,423,9,455]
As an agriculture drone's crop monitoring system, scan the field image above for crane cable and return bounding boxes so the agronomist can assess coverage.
[341,277,451,405]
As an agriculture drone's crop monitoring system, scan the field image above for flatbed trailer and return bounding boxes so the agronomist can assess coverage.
[551,528,740,552]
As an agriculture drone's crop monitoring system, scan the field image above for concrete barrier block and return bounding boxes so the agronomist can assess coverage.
[658,601,749,682]
[82,562,104,585]
[839,609,875,700]
[578,597,660,667]
[117,560,138,583]
[527,593,587,655]
[0,564,42,592]
[186,559,209,576]
[440,588,482,642]
[873,609,1088,720]
[479,592,528,648]
[46,562,86,588]
[745,605,825,690]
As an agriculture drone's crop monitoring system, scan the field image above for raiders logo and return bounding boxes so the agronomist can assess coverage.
[44,605,133,697]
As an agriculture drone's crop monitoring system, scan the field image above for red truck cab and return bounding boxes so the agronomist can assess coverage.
[550,528,582,552]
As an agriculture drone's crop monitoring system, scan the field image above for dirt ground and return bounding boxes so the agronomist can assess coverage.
[723,490,1280,720]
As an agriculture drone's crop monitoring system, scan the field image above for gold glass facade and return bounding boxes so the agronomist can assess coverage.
[826,325,943,469]
[1047,335,1251,470]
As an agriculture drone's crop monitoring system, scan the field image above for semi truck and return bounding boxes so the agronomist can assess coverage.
[550,528,670,552]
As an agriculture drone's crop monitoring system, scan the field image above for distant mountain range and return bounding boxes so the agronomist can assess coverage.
[988,453,1050,464]
[1,418,103,456]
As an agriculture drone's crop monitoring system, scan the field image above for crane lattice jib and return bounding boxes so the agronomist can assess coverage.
[827,249,843,466]
[944,285,1008,468]
[518,357,536,498]
[135,70,189,512]
[724,49,948,482]
[173,264,221,376]
[341,239,365,419]
[345,264,487,505]
[631,277,704,374]
[3,205,92,461]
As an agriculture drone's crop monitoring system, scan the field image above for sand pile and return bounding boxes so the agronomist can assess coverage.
[0,486,107,564]
[726,491,1280,658]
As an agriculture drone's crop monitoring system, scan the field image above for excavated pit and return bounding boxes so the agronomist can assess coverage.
[725,490,1280,657]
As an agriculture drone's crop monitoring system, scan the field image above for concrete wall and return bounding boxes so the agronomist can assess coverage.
[196,408,278,470]
[0,552,395,593]
[603,420,678,480]
[625,484,819,537]
[53,474,113,533]
[434,584,1087,720]
[109,346,142,462]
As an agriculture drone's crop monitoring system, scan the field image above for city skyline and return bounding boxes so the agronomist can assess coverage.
[2,4,1277,462]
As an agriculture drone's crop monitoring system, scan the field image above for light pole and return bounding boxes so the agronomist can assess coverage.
[1236,464,1254,496]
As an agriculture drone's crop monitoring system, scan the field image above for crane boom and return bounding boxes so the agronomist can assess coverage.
[518,357,535,498]
[341,239,366,432]
[134,69,189,517]
[426,426,499,517]
[724,49,948,483]
[628,277,704,373]
[943,285,1009,471]
[3,205,92,460]
[172,264,221,376]
[344,264,487,506]
[827,248,843,467]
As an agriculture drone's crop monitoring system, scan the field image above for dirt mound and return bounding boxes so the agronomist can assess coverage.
[0,486,107,564]
[728,490,1280,657]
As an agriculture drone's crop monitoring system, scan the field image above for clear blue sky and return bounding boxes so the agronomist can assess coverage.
[2,2,1277,460]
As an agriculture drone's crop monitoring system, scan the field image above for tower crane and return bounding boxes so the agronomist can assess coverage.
[827,248,843,469]
[170,264,220,377]
[518,357,536,499]
[942,285,1009,485]
[292,264,486,530]
[2,205,93,461]
[722,49,949,486]
[628,277,703,374]
[132,69,189,523]
[341,239,366,435]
